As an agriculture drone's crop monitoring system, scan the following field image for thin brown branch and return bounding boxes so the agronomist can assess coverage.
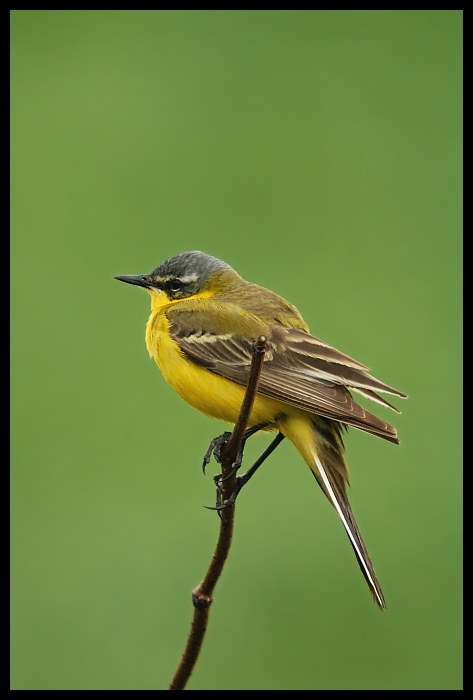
[168,335,268,691]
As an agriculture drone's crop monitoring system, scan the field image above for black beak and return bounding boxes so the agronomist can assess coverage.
[114,274,151,289]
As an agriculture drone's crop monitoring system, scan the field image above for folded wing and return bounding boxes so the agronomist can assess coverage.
[169,315,407,444]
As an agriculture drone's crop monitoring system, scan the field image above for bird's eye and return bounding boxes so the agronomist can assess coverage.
[170,280,182,293]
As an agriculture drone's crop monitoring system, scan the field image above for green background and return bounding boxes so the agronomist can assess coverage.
[11,10,462,690]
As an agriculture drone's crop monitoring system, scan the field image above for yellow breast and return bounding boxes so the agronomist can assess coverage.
[145,302,286,428]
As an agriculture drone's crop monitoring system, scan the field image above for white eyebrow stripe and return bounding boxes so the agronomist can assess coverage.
[178,274,199,283]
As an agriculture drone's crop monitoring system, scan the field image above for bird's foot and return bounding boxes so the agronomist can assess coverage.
[202,422,270,475]
[204,473,248,512]
[202,432,232,474]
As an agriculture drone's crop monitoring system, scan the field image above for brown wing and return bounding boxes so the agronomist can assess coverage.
[168,310,407,444]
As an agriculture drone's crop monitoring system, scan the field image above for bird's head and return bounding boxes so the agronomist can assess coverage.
[115,251,239,306]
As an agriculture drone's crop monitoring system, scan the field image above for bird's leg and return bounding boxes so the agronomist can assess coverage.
[206,432,285,511]
[202,422,270,474]
[219,422,273,483]
[203,422,272,512]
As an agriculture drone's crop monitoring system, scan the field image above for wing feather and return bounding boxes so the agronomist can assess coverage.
[167,310,406,443]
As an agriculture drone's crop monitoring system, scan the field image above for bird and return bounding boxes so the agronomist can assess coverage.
[115,251,407,609]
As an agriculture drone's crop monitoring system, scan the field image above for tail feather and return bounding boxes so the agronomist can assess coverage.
[311,422,386,610]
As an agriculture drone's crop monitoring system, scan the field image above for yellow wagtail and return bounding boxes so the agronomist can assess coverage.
[116,251,407,608]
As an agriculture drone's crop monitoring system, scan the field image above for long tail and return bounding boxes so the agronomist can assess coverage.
[282,414,386,609]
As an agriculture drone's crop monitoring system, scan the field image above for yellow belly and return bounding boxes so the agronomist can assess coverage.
[146,308,288,428]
